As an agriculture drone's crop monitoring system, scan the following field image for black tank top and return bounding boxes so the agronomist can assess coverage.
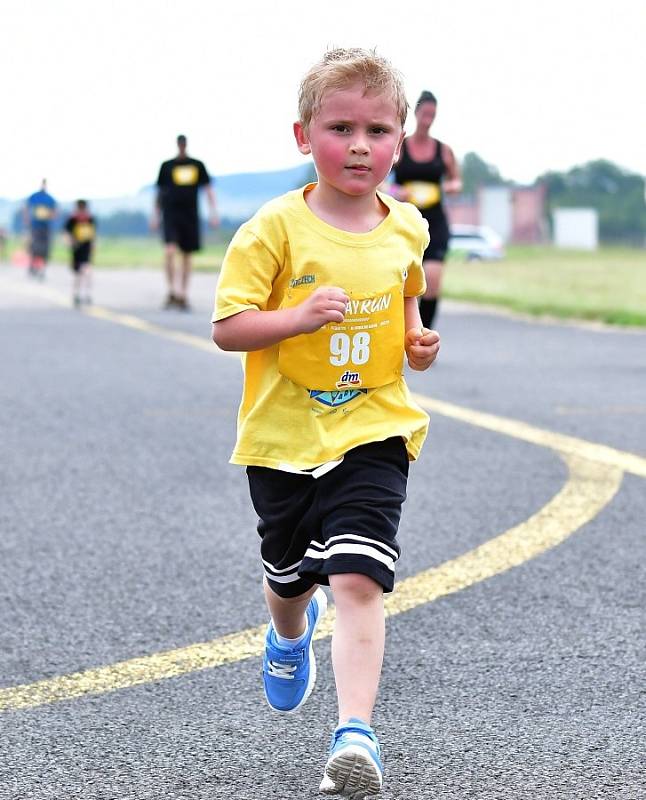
[393,138,448,228]
[394,138,447,186]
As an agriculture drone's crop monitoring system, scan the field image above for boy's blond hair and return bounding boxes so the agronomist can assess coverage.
[298,48,408,131]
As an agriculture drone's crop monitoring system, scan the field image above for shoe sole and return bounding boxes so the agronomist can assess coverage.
[320,745,383,798]
[266,588,327,714]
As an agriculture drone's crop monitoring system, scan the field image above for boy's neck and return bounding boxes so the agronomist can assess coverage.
[304,183,387,233]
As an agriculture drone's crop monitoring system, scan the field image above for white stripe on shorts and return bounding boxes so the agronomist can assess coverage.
[263,569,303,584]
[303,541,396,572]
[261,557,303,576]
[306,533,399,560]
[262,556,303,584]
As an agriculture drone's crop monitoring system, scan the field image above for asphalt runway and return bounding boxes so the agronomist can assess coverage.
[1,264,644,800]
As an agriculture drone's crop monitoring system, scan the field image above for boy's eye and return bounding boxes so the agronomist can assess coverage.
[370,127,388,135]
[331,124,350,133]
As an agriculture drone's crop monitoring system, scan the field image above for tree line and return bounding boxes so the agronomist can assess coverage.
[462,153,646,244]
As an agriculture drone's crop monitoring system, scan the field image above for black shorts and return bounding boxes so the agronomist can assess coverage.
[162,209,200,253]
[246,437,409,598]
[423,212,449,262]
[71,243,92,272]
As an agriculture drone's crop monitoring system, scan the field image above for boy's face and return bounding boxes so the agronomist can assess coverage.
[294,83,404,198]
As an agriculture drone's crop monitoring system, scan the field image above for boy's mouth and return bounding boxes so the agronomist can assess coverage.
[346,164,370,172]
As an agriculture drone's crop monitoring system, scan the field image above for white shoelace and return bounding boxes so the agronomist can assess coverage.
[267,661,297,679]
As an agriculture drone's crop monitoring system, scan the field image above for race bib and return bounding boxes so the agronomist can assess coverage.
[33,205,52,220]
[172,165,198,185]
[73,222,94,242]
[278,284,405,390]
[404,181,441,209]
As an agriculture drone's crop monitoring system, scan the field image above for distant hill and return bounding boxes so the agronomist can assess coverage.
[215,163,315,220]
[0,162,315,231]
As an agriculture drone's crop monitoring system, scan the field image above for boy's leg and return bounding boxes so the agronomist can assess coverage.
[73,269,82,306]
[329,573,384,725]
[320,574,385,797]
[81,264,92,303]
[262,578,327,714]
[247,465,329,713]
[264,577,317,638]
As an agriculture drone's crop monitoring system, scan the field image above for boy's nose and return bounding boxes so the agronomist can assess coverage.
[349,137,369,155]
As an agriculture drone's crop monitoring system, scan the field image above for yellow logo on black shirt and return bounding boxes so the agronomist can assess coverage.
[172,165,199,186]
[73,222,95,243]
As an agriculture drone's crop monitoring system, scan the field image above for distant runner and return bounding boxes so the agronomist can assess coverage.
[391,91,462,328]
[24,179,57,280]
[152,135,218,310]
[64,199,96,307]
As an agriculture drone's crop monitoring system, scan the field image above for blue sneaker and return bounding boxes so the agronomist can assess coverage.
[262,587,327,713]
[319,718,383,798]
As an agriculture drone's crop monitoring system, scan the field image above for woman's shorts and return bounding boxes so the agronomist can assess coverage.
[422,212,449,262]
[246,437,409,597]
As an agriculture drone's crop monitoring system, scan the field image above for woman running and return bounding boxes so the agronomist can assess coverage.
[391,90,462,328]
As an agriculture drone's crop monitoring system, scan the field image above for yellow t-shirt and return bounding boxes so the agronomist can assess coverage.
[213,184,431,470]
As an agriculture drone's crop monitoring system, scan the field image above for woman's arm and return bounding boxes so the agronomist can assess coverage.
[442,144,463,194]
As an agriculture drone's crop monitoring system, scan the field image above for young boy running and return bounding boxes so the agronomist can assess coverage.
[64,200,96,306]
[212,48,440,798]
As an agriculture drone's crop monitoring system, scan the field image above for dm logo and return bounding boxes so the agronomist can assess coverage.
[336,370,362,389]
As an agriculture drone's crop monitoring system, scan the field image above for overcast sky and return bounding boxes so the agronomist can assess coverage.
[2,0,644,200]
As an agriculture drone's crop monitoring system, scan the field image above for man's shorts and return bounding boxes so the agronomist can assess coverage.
[162,210,200,253]
[71,243,92,272]
[246,437,409,598]
[30,227,51,260]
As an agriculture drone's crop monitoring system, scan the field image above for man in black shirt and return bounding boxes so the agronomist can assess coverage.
[152,135,218,309]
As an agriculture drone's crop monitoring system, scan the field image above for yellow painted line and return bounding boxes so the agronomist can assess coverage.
[412,393,646,480]
[0,276,73,307]
[0,274,227,356]
[383,453,622,617]
[0,452,622,713]
[84,305,218,354]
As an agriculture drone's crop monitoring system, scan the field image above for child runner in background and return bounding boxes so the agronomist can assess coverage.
[213,48,440,798]
[65,199,96,306]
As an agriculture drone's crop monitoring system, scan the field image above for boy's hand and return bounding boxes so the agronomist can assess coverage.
[405,327,440,371]
[293,286,349,334]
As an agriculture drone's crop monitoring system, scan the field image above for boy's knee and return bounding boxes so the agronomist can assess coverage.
[330,573,383,604]
[264,577,316,605]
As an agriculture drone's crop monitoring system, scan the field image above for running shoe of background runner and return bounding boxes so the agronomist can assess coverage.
[262,587,327,713]
[320,718,383,798]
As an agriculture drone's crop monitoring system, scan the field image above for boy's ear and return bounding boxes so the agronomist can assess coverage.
[392,129,405,166]
[294,121,311,155]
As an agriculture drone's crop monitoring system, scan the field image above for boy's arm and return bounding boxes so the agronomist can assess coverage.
[404,295,440,371]
[212,286,349,352]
